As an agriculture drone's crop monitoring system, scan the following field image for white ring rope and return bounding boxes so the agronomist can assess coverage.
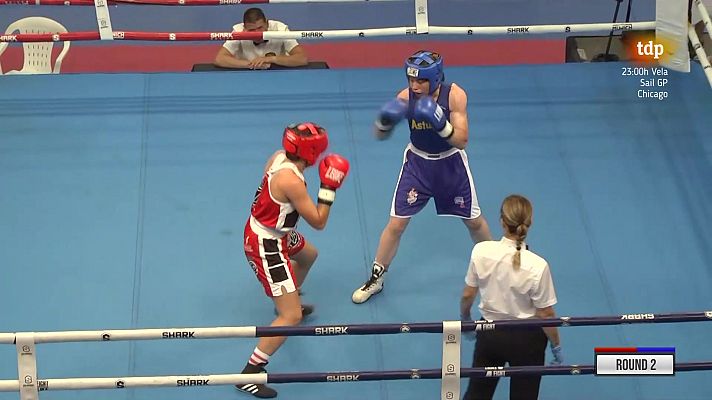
[695,0,712,41]
[0,327,257,344]
[0,373,267,391]
[0,22,658,43]
[689,25,712,87]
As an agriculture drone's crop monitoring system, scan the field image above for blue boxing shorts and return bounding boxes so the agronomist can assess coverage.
[390,144,482,219]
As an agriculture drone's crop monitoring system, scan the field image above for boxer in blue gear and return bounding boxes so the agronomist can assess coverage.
[353,50,493,304]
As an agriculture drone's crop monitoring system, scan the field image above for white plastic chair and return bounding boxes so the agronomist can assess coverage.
[0,17,71,75]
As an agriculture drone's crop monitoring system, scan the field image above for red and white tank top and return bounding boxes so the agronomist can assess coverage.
[249,152,304,236]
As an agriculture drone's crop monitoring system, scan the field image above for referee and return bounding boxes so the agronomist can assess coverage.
[460,194,562,400]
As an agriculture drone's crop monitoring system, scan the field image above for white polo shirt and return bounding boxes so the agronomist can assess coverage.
[465,237,557,321]
[222,20,300,61]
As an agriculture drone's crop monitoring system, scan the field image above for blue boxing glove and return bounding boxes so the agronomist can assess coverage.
[374,98,407,139]
[413,96,454,139]
[549,343,563,366]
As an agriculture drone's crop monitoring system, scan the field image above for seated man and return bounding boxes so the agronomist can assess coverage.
[214,7,308,70]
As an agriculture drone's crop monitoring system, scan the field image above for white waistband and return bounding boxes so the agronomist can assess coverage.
[407,143,460,160]
[249,216,287,238]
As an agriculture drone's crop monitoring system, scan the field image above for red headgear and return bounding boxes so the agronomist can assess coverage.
[282,122,329,166]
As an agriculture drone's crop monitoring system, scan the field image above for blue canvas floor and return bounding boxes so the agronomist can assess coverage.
[1,63,711,400]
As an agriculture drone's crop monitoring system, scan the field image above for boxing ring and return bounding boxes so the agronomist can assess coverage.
[2,1,712,400]
[1,0,710,83]
[2,311,712,399]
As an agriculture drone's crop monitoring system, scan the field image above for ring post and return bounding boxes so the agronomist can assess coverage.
[15,333,38,400]
[93,0,115,40]
[441,321,461,400]
[415,0,429,34]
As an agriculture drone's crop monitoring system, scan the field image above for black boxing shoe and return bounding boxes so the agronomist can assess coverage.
[236,363,277,398]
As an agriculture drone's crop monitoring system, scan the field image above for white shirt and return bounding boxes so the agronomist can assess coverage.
[465,237,557,321]
[222,20,299,61]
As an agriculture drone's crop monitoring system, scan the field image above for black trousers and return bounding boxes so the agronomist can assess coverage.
[463,327,548,400]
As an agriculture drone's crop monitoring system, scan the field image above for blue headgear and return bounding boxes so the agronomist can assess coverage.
[405,50,444,95]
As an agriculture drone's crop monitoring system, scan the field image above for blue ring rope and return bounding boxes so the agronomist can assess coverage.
[266,362,712,383]
[256,311,712,337]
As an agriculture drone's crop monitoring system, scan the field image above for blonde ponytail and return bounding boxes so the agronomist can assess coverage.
[500,195,533,270]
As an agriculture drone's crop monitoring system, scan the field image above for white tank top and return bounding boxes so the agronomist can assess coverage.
[249,153,305,236]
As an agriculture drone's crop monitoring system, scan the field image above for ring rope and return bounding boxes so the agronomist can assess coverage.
[0,22,656,43]
[696,0,712,39]
[1,310,709,344]
[691,0,712,87]
[1,362,711,392]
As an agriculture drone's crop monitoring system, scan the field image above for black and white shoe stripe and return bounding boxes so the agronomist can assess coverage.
[238,383,259,394]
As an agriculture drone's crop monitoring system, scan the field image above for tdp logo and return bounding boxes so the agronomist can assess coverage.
[637,40,664,60]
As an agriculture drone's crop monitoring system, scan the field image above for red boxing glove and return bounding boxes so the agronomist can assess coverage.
[319,154,350,189]
[318,154,350,205]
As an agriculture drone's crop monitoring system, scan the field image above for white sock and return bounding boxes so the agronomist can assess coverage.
[248,347,270,366]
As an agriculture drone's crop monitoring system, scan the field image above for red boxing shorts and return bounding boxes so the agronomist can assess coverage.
[244,221,306,297]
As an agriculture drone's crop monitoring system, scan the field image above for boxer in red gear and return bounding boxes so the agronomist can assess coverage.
[238,122,350,398]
